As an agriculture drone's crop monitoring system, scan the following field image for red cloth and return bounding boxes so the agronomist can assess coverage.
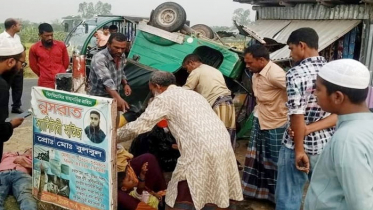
[29,41,69,89]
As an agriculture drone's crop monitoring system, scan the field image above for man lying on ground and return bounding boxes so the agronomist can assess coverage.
[0,148,37,210]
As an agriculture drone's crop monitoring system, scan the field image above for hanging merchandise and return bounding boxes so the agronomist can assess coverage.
[337,38,344,59]
[347,27,357,59]
[342,30,350,58]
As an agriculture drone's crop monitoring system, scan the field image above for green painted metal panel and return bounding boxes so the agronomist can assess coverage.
[128,31,243,79]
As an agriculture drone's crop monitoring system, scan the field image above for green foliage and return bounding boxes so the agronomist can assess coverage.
[233,8,252,26]
[18,26,67,43]
[78,1,112,19]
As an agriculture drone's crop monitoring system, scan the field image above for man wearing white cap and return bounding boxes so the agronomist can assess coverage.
[0,35,26,160]
[305,59,373,210]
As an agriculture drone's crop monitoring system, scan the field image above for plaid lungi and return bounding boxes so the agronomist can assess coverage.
[242,117,286,203]
[212,95,236,148]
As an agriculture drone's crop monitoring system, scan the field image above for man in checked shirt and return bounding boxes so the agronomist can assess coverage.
[89,33,132,111]
[275,28,337,210]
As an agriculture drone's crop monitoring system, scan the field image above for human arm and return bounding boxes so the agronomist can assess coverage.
[117,96,168,142]
[291,115,310,173]
[122,78,131,96]
[92,57,129,111]
[0,122,13,143]
[29,46,40,76]
[305,114,337,134]
[136,162,148,195]
[13,155,32,169]
[288,114,337,138]
[105,87,129,111]
[334,137,373,210]
[268,66,286,90]
[182,71,199,90]
[62,44,70,70]
[286,71,309,173]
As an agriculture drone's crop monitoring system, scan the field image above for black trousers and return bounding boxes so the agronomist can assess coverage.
[10,70,23,108]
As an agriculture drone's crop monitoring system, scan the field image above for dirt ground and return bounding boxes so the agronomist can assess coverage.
[4,118,276,210]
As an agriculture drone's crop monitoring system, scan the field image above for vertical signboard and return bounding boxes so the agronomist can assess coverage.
[31,87,117,210]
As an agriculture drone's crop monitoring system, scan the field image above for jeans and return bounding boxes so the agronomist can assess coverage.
[275,146,320,210]
[0,170,37,210]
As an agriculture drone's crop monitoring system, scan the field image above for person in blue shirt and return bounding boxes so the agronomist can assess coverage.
[305,59,373,210]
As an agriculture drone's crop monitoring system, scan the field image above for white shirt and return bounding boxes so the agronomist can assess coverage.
[0,31,21,44]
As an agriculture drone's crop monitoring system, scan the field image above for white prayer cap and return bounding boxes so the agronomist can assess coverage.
[0,36,24,56]
[319,59,370,89]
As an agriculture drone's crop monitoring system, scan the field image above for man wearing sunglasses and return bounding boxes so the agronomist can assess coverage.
[0,36,26,160]
[0,18,24,114]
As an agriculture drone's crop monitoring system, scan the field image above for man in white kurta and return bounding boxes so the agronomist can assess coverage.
[117,71,243,210]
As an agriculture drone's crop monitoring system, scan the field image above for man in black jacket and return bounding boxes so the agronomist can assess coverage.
[0,35,26,160]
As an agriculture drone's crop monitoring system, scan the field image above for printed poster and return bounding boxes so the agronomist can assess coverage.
[31,87,117,210]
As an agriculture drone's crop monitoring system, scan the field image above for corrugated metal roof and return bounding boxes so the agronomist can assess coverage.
[245,20,291,39]
[269,19,361,61]
[233,0,363,6]
[255,4,372,20]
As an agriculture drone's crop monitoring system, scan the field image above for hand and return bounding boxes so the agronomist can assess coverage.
[13,157,31,168]
[288,125,311,139]
[116,97,130,112]
[140,162,148,178]
[124,84,132,96]
[10,118,24,128]
[295,151,310,174]
[172,144,179,150]
[13,157,24,164]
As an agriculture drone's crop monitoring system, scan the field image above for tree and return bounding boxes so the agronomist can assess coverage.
[51,19,64,31]
[233,8,251,26]
[78,1,112,19]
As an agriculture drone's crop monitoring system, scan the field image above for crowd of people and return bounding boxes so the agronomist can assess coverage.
[0,16,372,210]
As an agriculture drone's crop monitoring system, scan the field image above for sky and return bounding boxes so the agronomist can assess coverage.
[0,0,253,27]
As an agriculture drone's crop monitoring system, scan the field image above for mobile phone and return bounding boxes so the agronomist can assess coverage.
[17,111,31,119]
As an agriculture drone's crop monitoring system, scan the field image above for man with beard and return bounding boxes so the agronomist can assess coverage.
[0,36,26,160]
[29,23,69,89]
[84,110,106,144]
[89,33,132,112]
[0,18,24,114]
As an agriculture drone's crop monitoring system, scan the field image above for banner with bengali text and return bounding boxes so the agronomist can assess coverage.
[31,87,117,210]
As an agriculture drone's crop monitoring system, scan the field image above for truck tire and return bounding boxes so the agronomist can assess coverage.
[191,24,214,39]
[150,2,186,32]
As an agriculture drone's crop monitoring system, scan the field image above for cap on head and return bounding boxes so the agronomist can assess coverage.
[0,36,24,56]
[318,59,370,89]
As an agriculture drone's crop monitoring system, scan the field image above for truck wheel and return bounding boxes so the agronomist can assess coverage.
[150,2,186,32]
[149,10,155,24]
[191,24,214,39]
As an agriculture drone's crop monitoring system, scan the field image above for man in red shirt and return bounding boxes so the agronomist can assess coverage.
[29,23,69,89]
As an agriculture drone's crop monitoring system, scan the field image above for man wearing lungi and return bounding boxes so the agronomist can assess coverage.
[242,44,287,203]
